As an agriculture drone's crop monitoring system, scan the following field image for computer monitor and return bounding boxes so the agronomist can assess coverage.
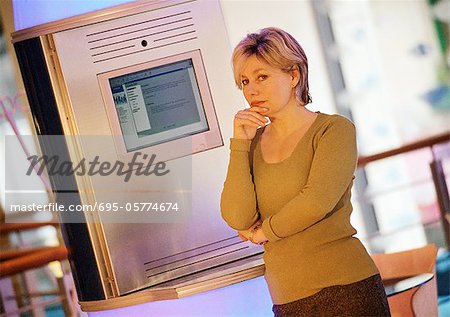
[98,49,222,163]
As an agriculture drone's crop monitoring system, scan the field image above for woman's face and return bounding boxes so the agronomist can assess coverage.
[240,55,298,116]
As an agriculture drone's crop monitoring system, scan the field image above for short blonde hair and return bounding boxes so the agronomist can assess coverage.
[232,27,312,105]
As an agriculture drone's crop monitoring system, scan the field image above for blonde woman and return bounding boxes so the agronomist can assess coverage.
[221,27,390,316]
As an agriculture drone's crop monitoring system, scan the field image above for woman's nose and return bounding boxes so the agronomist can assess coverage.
[246,82,258,95]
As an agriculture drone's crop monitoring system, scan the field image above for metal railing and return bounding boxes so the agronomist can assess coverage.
[357,132,450,249]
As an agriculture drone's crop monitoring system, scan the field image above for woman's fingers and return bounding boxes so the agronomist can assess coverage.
[235,116,262,128]
[232,107,269,139]
[235,110,268,127]
[245,107,269,121]
[248,106,269,114]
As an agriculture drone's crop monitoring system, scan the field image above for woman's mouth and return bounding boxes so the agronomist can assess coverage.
[251,101,265,107]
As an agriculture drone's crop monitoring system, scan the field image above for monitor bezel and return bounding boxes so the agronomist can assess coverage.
[97,49,223,163]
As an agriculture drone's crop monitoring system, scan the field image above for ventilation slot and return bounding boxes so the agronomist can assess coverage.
[86,11,197,63]
[144,236,253,284]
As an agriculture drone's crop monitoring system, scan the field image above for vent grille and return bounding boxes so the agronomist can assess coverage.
[86,11,197,63]
[144,236,252,282]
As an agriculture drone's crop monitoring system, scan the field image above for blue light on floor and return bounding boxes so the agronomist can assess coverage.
[88,277,273,317]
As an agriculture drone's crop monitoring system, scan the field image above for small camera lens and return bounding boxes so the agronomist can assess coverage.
[141,40,148,47]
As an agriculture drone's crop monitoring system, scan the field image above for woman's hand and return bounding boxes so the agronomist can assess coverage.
[233,107,269,140]
[237,228,253,241]
[251,228,268,245]
[237,219,262,241]
[237,220,268,245]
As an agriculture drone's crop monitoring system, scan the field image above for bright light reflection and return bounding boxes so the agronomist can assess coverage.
[13,0,136,30]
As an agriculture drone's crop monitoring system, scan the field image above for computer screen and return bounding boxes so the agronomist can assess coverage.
[108,58,208,152]
[98,50,222,162]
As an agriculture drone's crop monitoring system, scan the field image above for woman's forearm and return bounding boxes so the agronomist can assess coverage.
[220,138,259,230]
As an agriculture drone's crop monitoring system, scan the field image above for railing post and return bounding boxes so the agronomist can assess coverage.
[430,151,450,250]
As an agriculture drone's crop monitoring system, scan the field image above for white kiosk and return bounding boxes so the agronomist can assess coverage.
[11,0,264,308]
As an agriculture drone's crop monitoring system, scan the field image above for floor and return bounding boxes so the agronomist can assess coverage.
[8,220,450,317]
[16,249,450,317]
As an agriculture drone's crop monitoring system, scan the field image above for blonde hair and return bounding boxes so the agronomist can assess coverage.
[232,27,312,105]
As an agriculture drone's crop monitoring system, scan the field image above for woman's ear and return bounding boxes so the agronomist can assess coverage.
[290,65,301,88]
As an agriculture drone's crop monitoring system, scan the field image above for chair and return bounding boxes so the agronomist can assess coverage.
[0,246,74,316]
[0,208,79,316]
[371,244,439,317]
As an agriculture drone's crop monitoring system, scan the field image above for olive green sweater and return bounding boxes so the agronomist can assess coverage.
[221,112,379,304]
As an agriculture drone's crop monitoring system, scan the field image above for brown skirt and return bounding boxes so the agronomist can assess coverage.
[272,274,391,317]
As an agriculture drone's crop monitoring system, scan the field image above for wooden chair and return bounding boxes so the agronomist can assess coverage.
[0,246,74,316]
[371,244,439,317]
[0,208,79,316]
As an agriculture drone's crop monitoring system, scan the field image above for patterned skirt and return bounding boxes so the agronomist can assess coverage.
[272,274,391,317]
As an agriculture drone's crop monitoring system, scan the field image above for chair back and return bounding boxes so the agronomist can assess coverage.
[371,244,438,317]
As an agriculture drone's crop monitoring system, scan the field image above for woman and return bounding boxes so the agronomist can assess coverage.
[220,27,390,317]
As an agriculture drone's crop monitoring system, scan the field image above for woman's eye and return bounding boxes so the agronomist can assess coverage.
[241,79,249,86]
[258,75,268,81]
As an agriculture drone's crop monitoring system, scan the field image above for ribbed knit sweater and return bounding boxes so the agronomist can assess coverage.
[221,112,379,304]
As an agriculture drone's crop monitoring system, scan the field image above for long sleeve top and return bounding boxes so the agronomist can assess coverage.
[221,112,379,304]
